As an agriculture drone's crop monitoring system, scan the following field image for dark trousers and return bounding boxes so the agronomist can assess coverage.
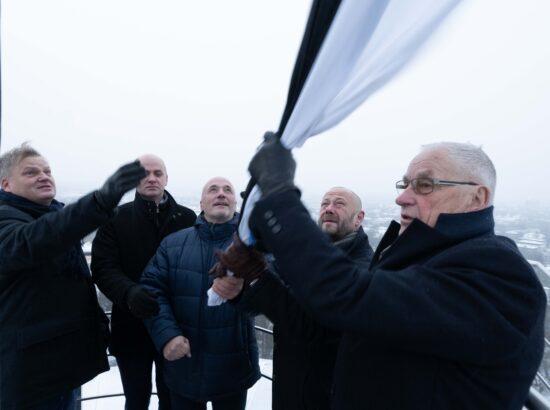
[29,389,77,410]
[169,390,247,410]
[116,352,171,410]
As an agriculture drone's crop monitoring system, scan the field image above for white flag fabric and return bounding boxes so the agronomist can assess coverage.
[239,0,461,244]
[209,0,461,306]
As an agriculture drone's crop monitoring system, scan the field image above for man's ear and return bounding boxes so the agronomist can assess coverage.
[469,185,491,211]
[1,178,11,192]
[355,210,365,229]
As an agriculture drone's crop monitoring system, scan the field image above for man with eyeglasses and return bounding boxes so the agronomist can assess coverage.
[215,136,546,410]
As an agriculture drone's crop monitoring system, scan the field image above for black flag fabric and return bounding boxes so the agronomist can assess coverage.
[238,0,462,246]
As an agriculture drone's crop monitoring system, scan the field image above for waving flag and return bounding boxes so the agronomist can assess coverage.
[238,0,462,244]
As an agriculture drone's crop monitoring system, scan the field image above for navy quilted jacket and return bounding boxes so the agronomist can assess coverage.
[141,213,260,401]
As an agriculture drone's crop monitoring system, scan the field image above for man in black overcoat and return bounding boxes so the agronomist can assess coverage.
[217,137,546,410]
[213,187,373,410]
[0,143,145,409]
[91,154,196,410]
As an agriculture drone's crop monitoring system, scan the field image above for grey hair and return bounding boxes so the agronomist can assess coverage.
[0,142,42,182]
[421,142,496,204]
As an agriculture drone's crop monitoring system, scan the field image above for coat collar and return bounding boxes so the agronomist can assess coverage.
[372,206,495,268]
[336,227,373,268]
[0,189,63,218]
[133,190,182,233]
[195,212,239,241]
[336,227,369,253]
[134,191,172,213]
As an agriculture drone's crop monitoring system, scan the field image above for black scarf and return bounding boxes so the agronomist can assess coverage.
[0,190,63,216]
[0,190,90,279]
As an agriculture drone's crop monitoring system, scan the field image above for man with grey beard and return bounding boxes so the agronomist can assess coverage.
[212,186,374,410]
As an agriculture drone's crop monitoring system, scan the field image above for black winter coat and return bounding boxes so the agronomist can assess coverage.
[0,191,110,409]
[249,190,546,410]
[91,191,196,356]
[237,228,373,410]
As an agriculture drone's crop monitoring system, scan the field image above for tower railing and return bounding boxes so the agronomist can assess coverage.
[79,253,550,408]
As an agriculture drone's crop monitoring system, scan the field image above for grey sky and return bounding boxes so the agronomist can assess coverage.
[1,0,549,207]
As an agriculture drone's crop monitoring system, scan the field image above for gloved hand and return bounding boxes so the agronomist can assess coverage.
[210,234,267,284]
[248,131,296,197]
[125,285,160,319]
[212,276,245,300]
[94,160,146,210]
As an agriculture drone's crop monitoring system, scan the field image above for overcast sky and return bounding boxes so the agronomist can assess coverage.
[1,0,549,208]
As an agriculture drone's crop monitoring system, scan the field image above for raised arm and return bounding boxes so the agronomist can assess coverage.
[249,190,546,365]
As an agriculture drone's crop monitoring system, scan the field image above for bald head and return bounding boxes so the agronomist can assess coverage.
[327,187,362,210]
[200,177,237,224]
[318,187,365,241]
[139,154,166,173]
[137,154,168,203]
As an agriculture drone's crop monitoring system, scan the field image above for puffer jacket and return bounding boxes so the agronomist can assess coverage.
[141,213,260,401]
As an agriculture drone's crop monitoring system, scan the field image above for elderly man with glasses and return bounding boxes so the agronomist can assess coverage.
[215,137,546,410]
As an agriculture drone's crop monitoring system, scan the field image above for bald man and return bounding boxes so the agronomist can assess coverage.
[140,177,260,409]
[212,187,374,410]
[91,154,196,410]
[318,186,366,241]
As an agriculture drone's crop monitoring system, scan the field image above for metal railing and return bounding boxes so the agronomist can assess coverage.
[79,255,550,408]
[525,261,550,410]
[77,317,274,403]
[525,387,550,410]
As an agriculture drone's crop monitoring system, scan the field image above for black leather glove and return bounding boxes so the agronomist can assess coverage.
[95,160,146,210]
[248,132,296,197]
[210,234,267,284]
[125,285,160,319]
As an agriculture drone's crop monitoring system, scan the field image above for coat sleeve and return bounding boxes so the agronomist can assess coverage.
[91,220,137,306]
[0,193,109,275]
[140,239,182,353]
[237,271,338,341]
[249,190,546,365]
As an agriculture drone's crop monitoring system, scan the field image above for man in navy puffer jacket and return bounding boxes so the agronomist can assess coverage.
[141,177,260,410]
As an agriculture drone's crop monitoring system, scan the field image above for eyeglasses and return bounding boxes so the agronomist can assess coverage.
[395,178,478,195]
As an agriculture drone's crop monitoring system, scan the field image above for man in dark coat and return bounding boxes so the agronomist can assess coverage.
[0,143,145,409]
[213,187,373,410]
[91,154,196,410]
[140,177,260,410]
[218,136,546,410]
